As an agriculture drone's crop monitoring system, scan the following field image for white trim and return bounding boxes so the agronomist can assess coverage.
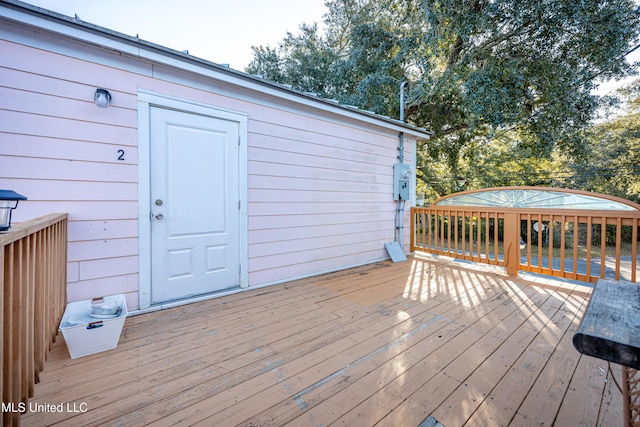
[238,117,249,288]
[137,97,152,309]
[137,89,249,123]
[137,90,249,310]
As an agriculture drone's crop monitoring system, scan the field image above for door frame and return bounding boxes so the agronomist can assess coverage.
[137,90,249,310]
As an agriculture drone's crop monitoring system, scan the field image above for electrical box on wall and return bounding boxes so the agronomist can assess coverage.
[393,163,411,201]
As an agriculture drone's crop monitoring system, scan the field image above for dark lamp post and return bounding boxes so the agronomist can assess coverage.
[0,190,27,232]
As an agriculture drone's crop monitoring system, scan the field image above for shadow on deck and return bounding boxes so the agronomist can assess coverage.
[22,253,622,426]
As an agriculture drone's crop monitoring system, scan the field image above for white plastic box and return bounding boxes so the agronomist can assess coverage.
[59,294,128,359]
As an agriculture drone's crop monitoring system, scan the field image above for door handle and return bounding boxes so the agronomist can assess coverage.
[155,213,164,220]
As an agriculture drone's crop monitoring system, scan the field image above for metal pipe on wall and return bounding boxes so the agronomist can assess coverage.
[397,81,409,249]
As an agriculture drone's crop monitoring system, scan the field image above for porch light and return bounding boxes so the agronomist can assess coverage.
[94,88,111,108]
[0,190,27,232]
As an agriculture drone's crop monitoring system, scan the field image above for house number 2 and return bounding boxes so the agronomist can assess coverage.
[117,150,125,161]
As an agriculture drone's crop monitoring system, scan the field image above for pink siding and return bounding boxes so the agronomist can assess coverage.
[0,22,416,309]
[1,36,142,306]
[246,109,411,283]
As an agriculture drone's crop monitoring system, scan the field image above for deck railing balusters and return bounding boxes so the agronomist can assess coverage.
[412,206,639,283]
[1,213,67,427]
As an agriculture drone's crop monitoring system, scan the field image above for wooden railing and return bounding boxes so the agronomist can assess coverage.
[1,213,67,427]
[411,207,507,268]
[518,212,639,283]
[411,207,640,283]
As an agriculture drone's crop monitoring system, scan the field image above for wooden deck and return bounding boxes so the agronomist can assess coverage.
[22,253,623,426]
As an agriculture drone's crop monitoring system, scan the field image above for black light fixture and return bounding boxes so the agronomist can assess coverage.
[94,88,112,108]
[0,190,27,231]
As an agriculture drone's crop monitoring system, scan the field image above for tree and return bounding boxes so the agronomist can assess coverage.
[246,0,640,197]
[566,80,640,203]
[247,0,424,115]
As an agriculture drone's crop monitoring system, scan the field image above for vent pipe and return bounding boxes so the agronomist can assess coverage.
[400,81,408,123]
[397,81,408,247]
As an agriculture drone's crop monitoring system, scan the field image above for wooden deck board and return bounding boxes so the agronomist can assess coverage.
[21,254,625,426]
[510,288,586,424]
[463,286,584,426]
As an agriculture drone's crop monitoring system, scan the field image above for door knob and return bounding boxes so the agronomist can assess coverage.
[155,213,164,220]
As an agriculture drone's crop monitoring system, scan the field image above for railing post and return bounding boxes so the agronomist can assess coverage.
[504,212,520,276]
[410,208,415,253]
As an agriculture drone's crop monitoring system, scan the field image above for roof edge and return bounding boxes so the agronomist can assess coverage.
[0,0,433,139]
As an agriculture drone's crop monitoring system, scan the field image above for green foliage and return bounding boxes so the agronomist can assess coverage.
[246,0,640,198]
[247,0,423,115]
[412,0,639,181]
[462,131,564,188]
[567,81,640,203]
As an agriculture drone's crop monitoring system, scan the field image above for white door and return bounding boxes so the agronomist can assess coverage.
[150,106,240,303]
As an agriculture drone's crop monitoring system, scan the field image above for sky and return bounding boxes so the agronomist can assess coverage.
[24,0,328,71]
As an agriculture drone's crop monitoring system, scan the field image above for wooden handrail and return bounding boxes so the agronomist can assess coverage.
[1,213,68,427]
[412,206,639,283]
[0,214,68,247]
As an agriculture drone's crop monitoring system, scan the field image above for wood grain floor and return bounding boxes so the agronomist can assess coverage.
[22,253,623,426]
